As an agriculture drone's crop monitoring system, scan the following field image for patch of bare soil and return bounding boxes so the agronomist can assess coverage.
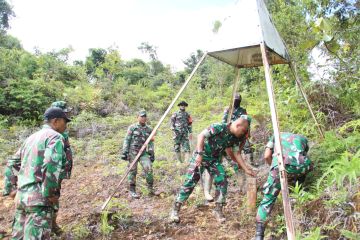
[0,161,272,240]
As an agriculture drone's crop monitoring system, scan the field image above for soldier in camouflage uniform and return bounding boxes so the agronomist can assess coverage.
[203,93,253,201]
[3,107,70,240]
[170,101,193,162]
[50,101,73,233]
[121,110,155,199]
[170,115,256,223]
[254,132,312,240]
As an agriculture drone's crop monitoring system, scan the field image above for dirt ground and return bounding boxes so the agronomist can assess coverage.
[0,160,270,240]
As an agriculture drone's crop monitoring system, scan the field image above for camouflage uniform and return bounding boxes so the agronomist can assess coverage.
[122,123,155,188]
[3,125,66,239]
[176,123,247,204]
[170,110,192,153]
[222,106,253,165]
[256,133,312,223]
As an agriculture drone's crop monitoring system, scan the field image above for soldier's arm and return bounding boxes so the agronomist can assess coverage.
[147,128,155,154]
[226,147,256,177]
[188,114,193,133]
[42,135,65,199]
[264,136,274,165]
[264,148,273,165]
[62,133,73,179]
[170,113,176,131]
[3,149,22,196]
[122,126,133,155]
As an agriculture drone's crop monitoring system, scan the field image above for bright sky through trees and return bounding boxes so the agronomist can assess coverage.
[8,0,236,69]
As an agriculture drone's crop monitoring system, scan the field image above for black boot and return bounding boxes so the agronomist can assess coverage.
[148,184,155,196]
[255,222,265,240]
[129,184,139,199]
[170,202,182,223]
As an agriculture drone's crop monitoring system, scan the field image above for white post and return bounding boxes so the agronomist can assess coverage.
[101,52,208,211]
[260,42,296,240]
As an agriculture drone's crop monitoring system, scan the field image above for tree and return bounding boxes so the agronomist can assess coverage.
[85,48,107,77]
[138,42,158,61]
[0,0,14,32]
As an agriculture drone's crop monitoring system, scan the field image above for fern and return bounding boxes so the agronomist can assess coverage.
[317,150,360,190]
[296,227,327,240]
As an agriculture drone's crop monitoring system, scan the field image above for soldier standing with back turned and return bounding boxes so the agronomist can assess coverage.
[50,101,73,234]
[3,107,70,239]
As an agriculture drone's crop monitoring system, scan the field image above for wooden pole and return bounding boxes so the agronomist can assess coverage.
[289,62,324,138]
[101,52,208,211]
[228,68,241,123]
[260,42,296,240]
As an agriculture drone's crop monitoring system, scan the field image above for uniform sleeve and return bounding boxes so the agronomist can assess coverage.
[170,113,176,131]
[42,136,65,198]
[3,149,22,196]
[147,127,155,154]
[265,136,275,149]
[203,123,224,138]
[62,133,73,179]
[188,114,193,133]
[122,126,133,154]
[242,107,247,115]
[222,107,229,123]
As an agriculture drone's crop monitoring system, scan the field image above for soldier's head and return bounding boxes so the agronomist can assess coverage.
[137,110,147,125]
[51,101,72,118]
[230,115,251,137]
[44,107,71,133]
[233,93,242,109]
[178,101,188,111]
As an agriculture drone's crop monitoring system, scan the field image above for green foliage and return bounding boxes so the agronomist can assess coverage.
[290,182,316,206]
[71,220,91,240]
[340,230,360,240]
[0,0,14,31]
[297,227,327,240]
[317,150,360,190]
[100,198,132,236]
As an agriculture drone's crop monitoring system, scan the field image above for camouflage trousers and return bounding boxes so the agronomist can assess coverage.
[12,206,54,240]
[173,131,190,153]
[256,161,312,222]
[176,155,227,204]
[128,153,153,186]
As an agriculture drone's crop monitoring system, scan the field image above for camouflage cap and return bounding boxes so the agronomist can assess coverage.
[138,110,147,117]
[239,114,252,125]
[177,101,188,107]
[51,101,72,113]
[44,107,71,122]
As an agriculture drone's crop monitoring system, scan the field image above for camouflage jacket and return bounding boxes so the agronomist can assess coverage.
[3,125,66,208]
[170,110,192,134]
[61,131,73,179]
[222,106,247,123]
[266,132,310,168]
[202,123,247,161]
[122,123,154,157]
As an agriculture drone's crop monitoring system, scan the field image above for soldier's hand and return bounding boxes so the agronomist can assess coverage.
[245,168,256,177]
[9,190,17,199]
[195,154,203,167]
[48,196,59,205]
[121,153,129,161]
[189,134,193,141]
